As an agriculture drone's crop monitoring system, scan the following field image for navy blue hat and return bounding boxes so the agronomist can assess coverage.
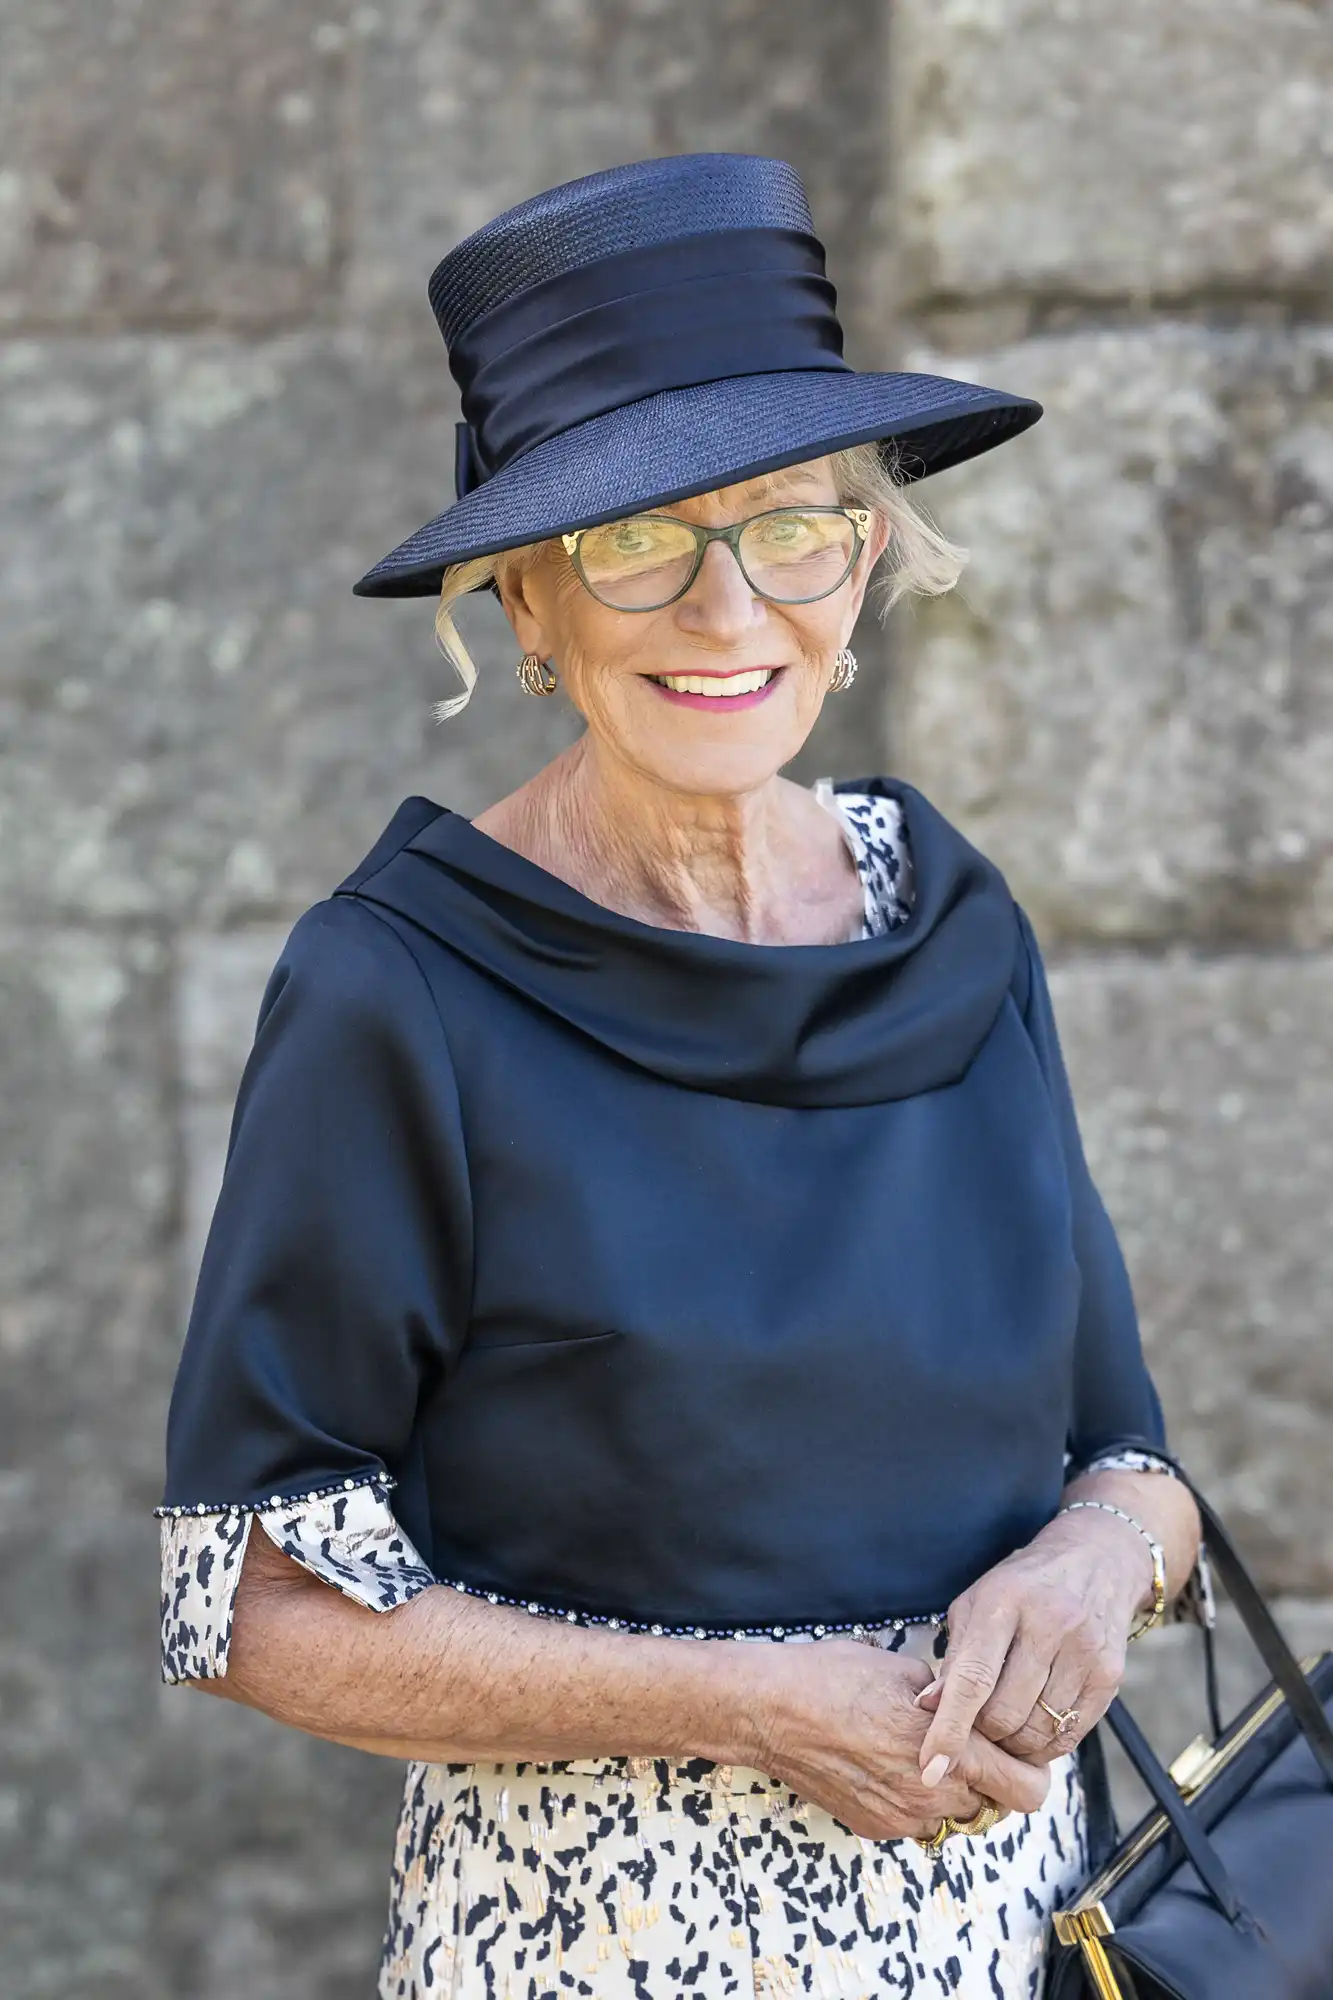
[352,154,1041,600]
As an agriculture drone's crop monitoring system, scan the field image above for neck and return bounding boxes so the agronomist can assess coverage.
[490,738,859,944]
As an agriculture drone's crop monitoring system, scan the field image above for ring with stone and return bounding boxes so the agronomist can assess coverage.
[1036,1695,1081,1736]
[915,1816,955,1856]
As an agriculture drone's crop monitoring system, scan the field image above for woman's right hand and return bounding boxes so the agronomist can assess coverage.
[745,1640,1052,1841]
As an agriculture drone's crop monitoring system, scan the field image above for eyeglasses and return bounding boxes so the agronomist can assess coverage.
[560,505,873,612]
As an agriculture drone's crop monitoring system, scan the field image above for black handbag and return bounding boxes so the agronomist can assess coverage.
[1046,1465,1333,1999]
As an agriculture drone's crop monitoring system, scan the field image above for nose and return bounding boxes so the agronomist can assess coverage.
[674,537,767,641]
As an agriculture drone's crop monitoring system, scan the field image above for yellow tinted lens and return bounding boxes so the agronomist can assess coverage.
[740,510,856,600]
[577,515,699,607]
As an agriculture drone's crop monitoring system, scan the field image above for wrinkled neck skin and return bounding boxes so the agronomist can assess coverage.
[478,737,863,946]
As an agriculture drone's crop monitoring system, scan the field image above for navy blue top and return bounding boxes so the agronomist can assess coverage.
[161,775,1166,1630]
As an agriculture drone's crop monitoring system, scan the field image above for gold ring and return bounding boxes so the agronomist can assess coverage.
[914,1799,1006,1854]
[1036,1696,1081,1735]
[915,1817,954,1855]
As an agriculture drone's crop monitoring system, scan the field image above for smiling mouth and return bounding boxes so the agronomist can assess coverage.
[647,668,778,699]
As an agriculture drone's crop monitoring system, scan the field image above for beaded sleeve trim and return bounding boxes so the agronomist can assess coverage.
[153,1470,399,1519]
[158,1474,436,1684]
[158,1475,949,1665]
[428,1574,945,1642]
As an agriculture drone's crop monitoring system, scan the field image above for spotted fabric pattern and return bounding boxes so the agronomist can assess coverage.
[160,1506,256,1684]
[378,1741,1088,1999]
[158,1479,435,1684]
[812,781,914,938]
[260,1482,438,1609]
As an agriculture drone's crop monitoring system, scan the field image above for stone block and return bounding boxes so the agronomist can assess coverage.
[0,331,580,929]
[3,1478,404,2000]
[893,0,1333,307]
[0,928,171,1440]
[178,928,291,1300]
[0,922,405,1997]
[0,929,153,1972]
[1049,952,1333,1595]
[0,0,351,332]
[347,0,888,357]
[0,321,892,930]
[890,326,1333,943]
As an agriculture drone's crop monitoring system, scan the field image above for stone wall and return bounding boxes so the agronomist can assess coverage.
[0,6,891,1996]
[3,4,1329,1993]
[889,0,1333,1776]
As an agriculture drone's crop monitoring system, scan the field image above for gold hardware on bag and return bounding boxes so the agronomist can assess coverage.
[1052,1904,1124,1999]
[1164,1673,1300,1800]
[1054,1654,1327,1996]
[1166,1733,1215,1794]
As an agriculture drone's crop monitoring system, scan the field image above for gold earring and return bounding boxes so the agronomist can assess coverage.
[829,647,858,693]
[517,652,558,697]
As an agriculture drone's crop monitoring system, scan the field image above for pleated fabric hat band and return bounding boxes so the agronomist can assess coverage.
[352,154,1043,598]
[446,226,850,499]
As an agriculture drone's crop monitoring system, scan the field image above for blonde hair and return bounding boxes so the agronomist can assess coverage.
[431,442,966,720]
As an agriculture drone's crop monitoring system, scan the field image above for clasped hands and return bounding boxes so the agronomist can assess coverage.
[753,1507,1156,1844]
[910,1505,1157,1829]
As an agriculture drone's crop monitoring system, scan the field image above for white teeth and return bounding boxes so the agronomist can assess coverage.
[655,669,774,697]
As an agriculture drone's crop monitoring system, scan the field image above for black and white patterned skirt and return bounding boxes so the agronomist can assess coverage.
[377,1623,1088,2000]
[379,1747,1087,1999]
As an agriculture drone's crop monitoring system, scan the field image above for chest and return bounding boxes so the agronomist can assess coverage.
[450,983,1078,1399]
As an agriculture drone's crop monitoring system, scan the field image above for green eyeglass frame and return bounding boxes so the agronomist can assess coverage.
[560,504,874,611]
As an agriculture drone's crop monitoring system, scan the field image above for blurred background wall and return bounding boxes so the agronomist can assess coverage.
[1,2,1329,1994]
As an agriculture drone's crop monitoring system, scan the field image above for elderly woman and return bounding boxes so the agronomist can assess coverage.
[159,155,1206,1999]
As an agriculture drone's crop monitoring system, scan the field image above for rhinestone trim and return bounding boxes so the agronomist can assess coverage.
[155,1478,945,1638]
[153,1471,395,1519]
[436,1572,942,1640]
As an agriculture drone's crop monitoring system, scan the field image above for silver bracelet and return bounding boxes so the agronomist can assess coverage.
[1060,1499,1167,1640]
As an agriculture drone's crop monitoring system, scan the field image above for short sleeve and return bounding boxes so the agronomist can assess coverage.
[156,897,472,1681]
[1013,904,1167,1467]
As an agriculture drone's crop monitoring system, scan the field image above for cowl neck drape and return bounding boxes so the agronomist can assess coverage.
[339,775,1020,1110]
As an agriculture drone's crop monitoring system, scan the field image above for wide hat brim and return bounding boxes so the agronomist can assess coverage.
[351,368,1039,599]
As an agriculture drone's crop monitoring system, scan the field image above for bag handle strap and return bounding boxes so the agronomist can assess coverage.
[1186,1480,1333,1783]
[1102,1697,1248,1921]
[1203,1615,1224,1742]
[1102,1441,1333,1784]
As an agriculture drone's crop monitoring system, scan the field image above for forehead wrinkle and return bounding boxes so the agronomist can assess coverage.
[740,468,823,498]
[650,466,827,525]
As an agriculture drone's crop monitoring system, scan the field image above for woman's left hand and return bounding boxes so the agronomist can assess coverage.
[912,1507,1154,1777]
